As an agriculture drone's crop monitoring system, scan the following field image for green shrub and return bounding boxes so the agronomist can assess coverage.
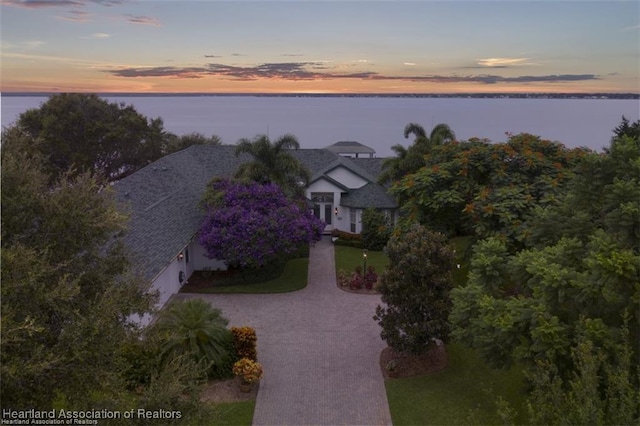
[120,337,162,391]
[154,299,234,377]
[331,229,362,241]
[361,208,392,250]
[333,239,363,249]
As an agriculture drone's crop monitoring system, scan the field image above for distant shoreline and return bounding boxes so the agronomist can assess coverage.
[1,92,638,100]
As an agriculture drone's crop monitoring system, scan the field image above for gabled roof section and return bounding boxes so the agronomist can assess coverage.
[290,149,341,178]
[309,156,379,185]
[308,173,350,191]
[113,145,246,280]
[340,182,398,209]
[348,157,386,182]
[325,141,376,155]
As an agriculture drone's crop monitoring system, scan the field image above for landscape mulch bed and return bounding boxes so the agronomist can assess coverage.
[181,270,239,292]
[200,376,258,403]
[337,284,379,295]
[380,343,448,379]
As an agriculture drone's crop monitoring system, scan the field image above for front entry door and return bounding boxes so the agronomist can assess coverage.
[313,202,333,228]
[312,192,335,231]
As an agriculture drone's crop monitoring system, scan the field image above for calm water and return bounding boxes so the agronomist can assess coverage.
[2,95,638,157]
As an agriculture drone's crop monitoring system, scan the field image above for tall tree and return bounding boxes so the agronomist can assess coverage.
[374,224,454,354]
[1,134,154,409]
[235,133,311,198]
[449,133,639,413]
[11,93,168,182]
[163,131,222,154]
[392,133,588,242]
[612,115,640,141]
[199,179,324,269]
[379,123,455,185]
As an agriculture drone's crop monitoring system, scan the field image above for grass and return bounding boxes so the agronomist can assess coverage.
[385,343,528,425]
[334,245,389,274]
[187,257,309,294]
[211,400,256,425]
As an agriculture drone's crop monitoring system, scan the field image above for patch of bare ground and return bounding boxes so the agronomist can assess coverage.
[200,377,258,403]
[380,342,448,379]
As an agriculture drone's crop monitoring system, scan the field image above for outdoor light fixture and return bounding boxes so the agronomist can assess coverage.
[363,249,368,273]
[334,207,338,215]
[178,252,184,261]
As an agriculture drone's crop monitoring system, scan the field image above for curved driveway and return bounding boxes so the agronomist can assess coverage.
[173,236,392,426]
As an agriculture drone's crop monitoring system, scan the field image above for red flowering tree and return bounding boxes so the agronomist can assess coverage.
[199,179,324,269]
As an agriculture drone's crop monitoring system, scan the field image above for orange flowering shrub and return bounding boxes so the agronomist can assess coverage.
[232,358,263,384]
[231,326,257,361]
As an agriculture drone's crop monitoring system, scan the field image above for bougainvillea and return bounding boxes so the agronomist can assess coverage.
[199,179,324,269]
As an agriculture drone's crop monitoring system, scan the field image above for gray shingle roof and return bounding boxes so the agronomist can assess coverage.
[324,141,376,154]
[340,183,398,209]
[347,157,386,181]
[113,144,395,282]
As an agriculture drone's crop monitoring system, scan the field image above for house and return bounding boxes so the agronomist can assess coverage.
[324,141,377,158]
[113,144,396,322]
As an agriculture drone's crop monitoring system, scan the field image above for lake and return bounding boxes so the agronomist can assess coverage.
[2,95,638,157]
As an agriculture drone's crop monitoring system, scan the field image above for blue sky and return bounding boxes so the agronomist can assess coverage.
[1,0,638,93]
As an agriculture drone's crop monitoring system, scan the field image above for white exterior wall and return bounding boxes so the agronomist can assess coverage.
[326,166,368,189]
[189,239,227,271]
[150,257,184,310]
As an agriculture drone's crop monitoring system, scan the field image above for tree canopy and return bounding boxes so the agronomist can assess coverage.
[1,135,154,408]
[9,93,171,182]
[199,179,324,269]
[449,132,639,421]
[235,133,311,198]
[392,133,588,242]
[374,224,454,354]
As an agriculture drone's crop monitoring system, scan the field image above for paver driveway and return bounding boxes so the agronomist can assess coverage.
[173,236,392,426]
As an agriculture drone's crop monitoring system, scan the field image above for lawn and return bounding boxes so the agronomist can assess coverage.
[185,257,309,294]
[211,400,256,425]
[385,343,528,425]
[334,245,389,274]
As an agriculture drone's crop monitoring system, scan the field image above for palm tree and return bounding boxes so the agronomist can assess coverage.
[234,134,311,198]
[379,123,456,185]
[156,299,233,371]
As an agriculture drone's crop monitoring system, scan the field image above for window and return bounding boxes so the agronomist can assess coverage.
[185,248,190,263]
[350,209,356,233]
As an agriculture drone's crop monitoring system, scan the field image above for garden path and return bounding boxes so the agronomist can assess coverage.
[173,236,392,425]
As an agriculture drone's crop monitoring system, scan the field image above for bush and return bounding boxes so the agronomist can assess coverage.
[348,265,378,290]
[361,208,391,250]
[364,266,378,290]
[154,299,235,378]
[232,358,263,384]
[334,239,363,249]
[120,337,162,391]
[336,269,351,287]
[231,326,258,361]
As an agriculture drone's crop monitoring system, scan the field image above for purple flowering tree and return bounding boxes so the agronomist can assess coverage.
[199,179,325,269]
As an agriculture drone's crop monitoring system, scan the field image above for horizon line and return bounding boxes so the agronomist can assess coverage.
[2,91,639,98]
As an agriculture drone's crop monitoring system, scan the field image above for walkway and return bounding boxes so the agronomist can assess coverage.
[174,236,392,425]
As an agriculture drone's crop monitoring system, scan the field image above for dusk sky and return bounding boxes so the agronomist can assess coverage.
[1,0,638,94]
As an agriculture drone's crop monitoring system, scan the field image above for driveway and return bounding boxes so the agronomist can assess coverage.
[173,236,392,425]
